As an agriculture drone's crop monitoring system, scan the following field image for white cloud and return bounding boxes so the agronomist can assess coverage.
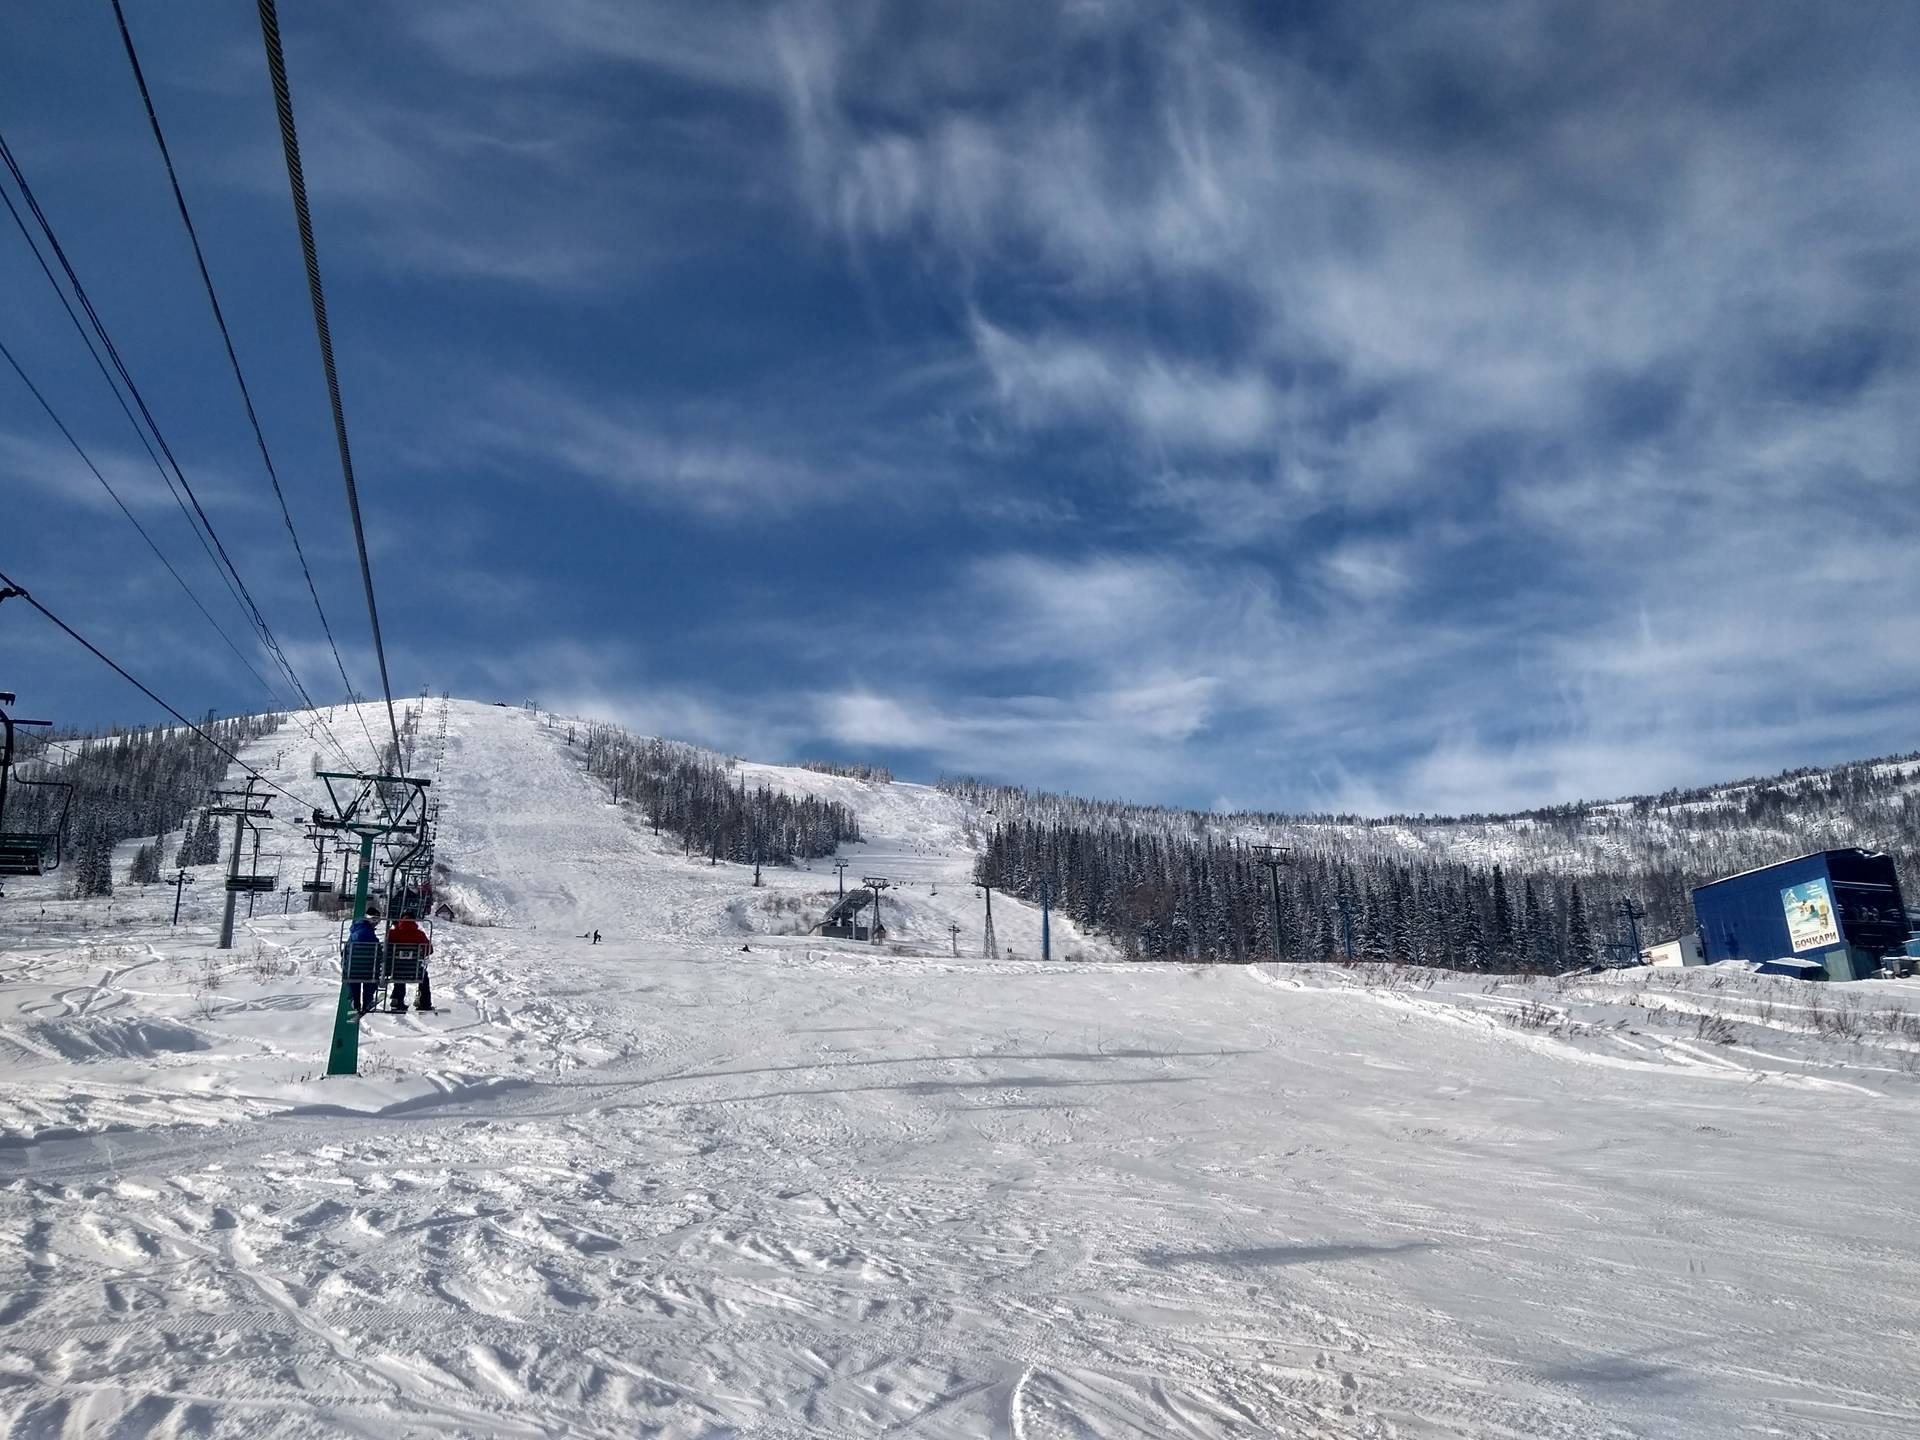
[1319,541,1413,605]
[0,431,174,515]
[970,317,1280,455]
[410,0,787,93]
[453,379,847,516]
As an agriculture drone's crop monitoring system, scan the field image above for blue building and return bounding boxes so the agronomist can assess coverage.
[1692,849,1909,981]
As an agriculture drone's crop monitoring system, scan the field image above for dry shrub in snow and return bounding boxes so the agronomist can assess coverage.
[1692,1012,1737,1045]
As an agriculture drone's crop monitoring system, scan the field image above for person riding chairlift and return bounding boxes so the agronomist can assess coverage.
[346,914,379,1014]
[386,911,434,1011]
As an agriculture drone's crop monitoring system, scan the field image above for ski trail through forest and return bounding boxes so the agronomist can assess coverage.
[1,702,1918,1437]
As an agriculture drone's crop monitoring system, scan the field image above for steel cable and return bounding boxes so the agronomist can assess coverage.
[254,0,404,773]
[108,0,380,770]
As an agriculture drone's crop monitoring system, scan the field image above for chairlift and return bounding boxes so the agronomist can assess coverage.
[0,695,70,877]
[227,834,281,894]
[336,905,433,1014]
[0,771,72,876]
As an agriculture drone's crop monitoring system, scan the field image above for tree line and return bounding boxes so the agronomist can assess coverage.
[576,726,860,866]
[6,713,284,898]
[801,760,894,783]
[951,751,1920,969]
[976,818,1629,969]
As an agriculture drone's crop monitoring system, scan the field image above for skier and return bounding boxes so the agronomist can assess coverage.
[386,912,434,1011]
[592,929,601,945]
[346,915,379,1013]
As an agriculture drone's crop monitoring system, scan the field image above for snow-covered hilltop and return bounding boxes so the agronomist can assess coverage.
[950,751,1920,888]
[3,698,1920,1437]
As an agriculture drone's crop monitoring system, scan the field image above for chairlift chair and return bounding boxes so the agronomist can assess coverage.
[0,773,73,877]
[226,841,282,894]
[386,942,427,987]
[342,937,385,987]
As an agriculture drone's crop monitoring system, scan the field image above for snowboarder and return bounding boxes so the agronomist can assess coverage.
[386,912,433,1011]
[346,915,379,1013]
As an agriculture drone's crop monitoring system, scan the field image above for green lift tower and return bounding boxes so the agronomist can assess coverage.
[311,770,431,1077]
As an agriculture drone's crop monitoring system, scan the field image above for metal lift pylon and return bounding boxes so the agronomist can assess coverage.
[311,770,431,1076]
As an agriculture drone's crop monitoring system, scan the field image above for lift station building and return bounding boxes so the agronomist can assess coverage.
[1692,848,1909,981]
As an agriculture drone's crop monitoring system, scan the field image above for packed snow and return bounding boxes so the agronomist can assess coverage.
[3,700,1919,1437]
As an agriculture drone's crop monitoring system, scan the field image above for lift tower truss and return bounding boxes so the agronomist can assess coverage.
[310,770,431,1076]
[862,876,892,945]
[209,778,273,949]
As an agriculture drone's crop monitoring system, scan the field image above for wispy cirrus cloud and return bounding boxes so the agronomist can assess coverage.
[969,317,1281,456]
[10,1,1917,815]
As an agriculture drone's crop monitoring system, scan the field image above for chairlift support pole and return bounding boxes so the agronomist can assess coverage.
[310,771,431,1077]
[862,876,891,945]
[1253,844,1291,963]
[980,807,999,958]
[307,826,330,907]
[221,803,246,946]
[210,778,271,950]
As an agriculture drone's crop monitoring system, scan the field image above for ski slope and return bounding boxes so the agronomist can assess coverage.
[3,700,1920,1437]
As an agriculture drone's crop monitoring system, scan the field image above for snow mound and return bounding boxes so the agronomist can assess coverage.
[14,1016,211,1063]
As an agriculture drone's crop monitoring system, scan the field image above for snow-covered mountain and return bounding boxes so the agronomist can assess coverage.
[5,699,1920,1437]
[947,750,1920,884]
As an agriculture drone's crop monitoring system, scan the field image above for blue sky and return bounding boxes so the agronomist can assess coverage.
[3,1,1917,815]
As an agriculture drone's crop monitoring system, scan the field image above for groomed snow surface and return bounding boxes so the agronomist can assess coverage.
[3,700,1919,1438]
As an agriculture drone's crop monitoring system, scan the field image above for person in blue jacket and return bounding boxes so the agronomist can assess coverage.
[346,915,379,1013]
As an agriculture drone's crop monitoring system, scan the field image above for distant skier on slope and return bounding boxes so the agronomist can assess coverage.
[592,929,601,945]
[386,912,434,1011]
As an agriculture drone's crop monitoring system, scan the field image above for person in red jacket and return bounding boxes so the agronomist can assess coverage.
[386,912,434,1012]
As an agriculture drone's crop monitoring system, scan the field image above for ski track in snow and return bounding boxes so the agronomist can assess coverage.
[1,701,1918,1436]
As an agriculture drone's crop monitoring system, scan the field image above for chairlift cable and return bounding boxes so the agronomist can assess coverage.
[0,330,288,708]
[254,0,405,773]
[0,564,306,808]
[108,0,380,770]
[0,131,357,765]
[0,176,283,707]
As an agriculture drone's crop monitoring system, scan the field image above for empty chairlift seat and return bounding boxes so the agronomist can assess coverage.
[0,832,56,876]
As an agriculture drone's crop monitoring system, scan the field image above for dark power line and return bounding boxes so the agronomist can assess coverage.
[255,0,404,772]
[0,126,354,763]
[0,174,287,712]
[0,565,305,809]
[108,0,380,769]
[0,330,285,705]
